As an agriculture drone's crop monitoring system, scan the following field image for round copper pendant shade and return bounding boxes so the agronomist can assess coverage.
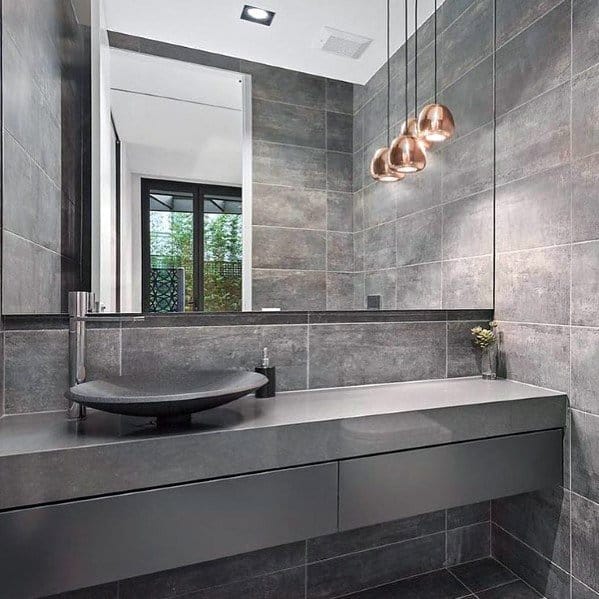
[370,147,404,182]
[418,103,455,142]
[388,134,427,173]
[400,118,432,150]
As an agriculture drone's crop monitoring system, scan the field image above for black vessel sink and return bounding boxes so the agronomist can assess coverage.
[65,370,268,426]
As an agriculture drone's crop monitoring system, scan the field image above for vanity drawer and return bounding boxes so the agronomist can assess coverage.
[339,429,562,531]
[0,462,338,599]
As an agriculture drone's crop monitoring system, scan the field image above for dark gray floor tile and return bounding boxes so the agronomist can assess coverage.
[495,1,570,117]
[496,0,564,48]
[307,510,445,562]
[341,569,470,599]
[571,327,599,415]
[477,580,542,599]
[496,83,570,186]
[572,153,599,243]
[572,578,599,598]
[307,533,445,599]
[365,270,397,310]
[253,184,327,229]
[326,79,353,115]
[397,263,443,310]
[492,525,570,599]
[253,140,326,189]
[308,322,446,388]
[327,151,353,192]
[448,502,491,529]
[572,63,599,159]
[447,522,490,567]
[572,493,599,593]
[495,165,571,253]
[492,488,570,570]
[571,410,599,504]
[242,61,325,108]
[121,325,308,391]
[396,208,442,267]
[443,191,493,260]
[327,111,353,153]
[450,558,517,593]
[572,0,599,76]
[44,583,118,599]
[496,322,570,392]
[253,226,326,270]
[442,255,493,310]
[572,240,599,325]
[253,269,327,312]
[119,542,304,599]
[253,99,325,148]
[181,567,305,599]
[495,245,570,325]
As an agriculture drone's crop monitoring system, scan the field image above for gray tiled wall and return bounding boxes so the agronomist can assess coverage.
[492,0,599,597]
[1,0,86,314]
[44,501,491,599]
[352,0,494,311]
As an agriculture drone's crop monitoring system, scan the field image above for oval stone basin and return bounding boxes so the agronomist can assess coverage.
[65,370,268,426]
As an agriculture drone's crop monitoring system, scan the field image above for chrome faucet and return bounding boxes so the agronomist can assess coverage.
[67,291,144,420]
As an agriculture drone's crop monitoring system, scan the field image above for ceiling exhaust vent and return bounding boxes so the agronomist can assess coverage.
[319,27,372,59]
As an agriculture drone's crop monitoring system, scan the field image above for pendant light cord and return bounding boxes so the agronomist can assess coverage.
[414,0,418,118]
[434,0,437,102]
[386,0,391,146]
[404,0,408,123]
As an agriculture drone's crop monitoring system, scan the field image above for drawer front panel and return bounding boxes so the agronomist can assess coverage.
[0,463,338,598]
[339,430,562,531]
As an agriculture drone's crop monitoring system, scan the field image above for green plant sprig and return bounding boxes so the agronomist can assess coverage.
[471,325,496,349]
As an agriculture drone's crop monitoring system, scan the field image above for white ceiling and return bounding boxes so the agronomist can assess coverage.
[103,0,446,84]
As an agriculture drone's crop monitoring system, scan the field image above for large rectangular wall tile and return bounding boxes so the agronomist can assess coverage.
[496,83,570,186]
[396,151,443,218]
[396,263,443,310]
[306,532,445,599]
[573,64,599,159]
[365,269,397,310]
[327,151,352,193]
[443,191,493,260]
[362,180,397,228]
[253,227,326,270]
[327,191,353,232]
[572,241,599,325]
[447,501,490,529]
[122,325,308,391]
[308,322,446,388]
[572,579,599,599]
[492,525,570,599]
[327,111,352,153]
[364,222,396,271]
[447,522,491,566]
[571,410,599,504]
[396,207,442,267]
[442,255,493,309]
[253,269,326,311]
[253,140,326,188]
[495,1,570,117]
[492,488,571,570]
[307,510,445,562]
[252,98,325,148]
[496,165,571,253]
[572,153,599,243]
[446,320,487,378]
[496,0,564,48]
[252,184,327,229]
[571,327,599,414]
[572,0,599,76]
[119,541,305,599]
[327,232,353,272]
[572,493,599,593]
[497,322,570,392]
[326,79,353,115]
[326,273,356,310]
[495,246,570,325]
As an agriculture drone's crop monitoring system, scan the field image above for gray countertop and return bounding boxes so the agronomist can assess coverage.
[0,377,567,510]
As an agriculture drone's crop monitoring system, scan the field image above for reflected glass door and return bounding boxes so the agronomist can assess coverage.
[141,179,241,313]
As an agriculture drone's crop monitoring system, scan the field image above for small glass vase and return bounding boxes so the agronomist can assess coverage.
[481,345,497,380]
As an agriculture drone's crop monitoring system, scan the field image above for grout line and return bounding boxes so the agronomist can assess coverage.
[569,0,574,593]
[490,552,547,599]
[447,567,478,597]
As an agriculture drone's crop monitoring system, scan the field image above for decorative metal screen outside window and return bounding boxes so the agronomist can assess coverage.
[149,267,186,312]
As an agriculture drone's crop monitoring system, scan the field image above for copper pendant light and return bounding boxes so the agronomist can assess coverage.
[370,0,402,182]
[389,0,426,174]
[401,117,432,150]
[418,0,455,142]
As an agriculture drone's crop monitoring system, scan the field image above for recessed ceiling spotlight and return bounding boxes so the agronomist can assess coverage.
[241,5,275,26]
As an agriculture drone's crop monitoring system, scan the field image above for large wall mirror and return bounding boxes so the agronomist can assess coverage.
[1,0,494,315]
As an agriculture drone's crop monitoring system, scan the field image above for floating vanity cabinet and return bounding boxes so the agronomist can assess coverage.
[338,430,563,530]
[0,463,338,599]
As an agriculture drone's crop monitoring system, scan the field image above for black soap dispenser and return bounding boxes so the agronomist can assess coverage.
[255,347,276,398]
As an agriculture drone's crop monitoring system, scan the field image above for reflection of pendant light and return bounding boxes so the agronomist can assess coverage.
[389,0,426,173]
[418,0,455,142]
[370,0,404,182]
